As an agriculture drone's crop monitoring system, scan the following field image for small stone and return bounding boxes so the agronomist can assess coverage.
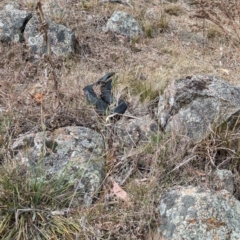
[103,11,143,37]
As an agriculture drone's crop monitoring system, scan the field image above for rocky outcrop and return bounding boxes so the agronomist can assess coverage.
[12,126,105,206]
[159,186,240,240]
[0,3,32,42]
[158,75,240,142]
[24,15,75,56]
[0,2,75,56]
[103,11,143,37]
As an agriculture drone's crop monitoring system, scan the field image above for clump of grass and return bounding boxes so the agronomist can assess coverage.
[0,162,81,239]
[143,21,154,38]
[137,82,159,102]
[165,4,184,16]
[157,12,170,33]
[118,71,159,103]
[141,10,169,37]
[166,119,240,199]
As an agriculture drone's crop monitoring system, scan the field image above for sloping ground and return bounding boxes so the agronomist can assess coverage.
[1,0,240,239]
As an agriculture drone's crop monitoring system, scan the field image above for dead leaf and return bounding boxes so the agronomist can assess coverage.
[111,179,130,202]
[33,93,44,103]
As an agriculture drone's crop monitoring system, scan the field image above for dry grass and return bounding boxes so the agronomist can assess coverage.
[192,0,240,47]
[1,0,240,239]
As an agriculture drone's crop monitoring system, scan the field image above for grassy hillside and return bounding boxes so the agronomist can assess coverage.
[1,0,240,239]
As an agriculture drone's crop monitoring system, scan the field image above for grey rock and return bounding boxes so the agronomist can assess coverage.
[212,169,234,194]
[24,15,75,56]
[159,186,240,240]
[12,126,105,206]
[112,115,159,148]
[0,3,32,42]
[103,11,143,37]
[158,75,240,142]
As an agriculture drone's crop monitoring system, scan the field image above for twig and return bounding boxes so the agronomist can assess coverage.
[36,2,50,56]
[36,1,62,110]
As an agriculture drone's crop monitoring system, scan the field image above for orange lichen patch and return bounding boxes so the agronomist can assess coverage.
[202,218,226,231]
[187,218,197,225]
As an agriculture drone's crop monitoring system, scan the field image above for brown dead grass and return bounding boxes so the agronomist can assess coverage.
[1,0,240,239]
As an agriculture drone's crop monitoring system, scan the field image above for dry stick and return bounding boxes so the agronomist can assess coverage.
[36,2,50,56]
[36,1,62,110]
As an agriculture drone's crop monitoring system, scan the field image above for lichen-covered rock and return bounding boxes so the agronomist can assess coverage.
[112,115,158,148]
[0,3,32,42]
[24,15,75,56]
[103,11,143,37]
[159,75,240,141]
[159,186,240,240]
[12,126,105,206]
